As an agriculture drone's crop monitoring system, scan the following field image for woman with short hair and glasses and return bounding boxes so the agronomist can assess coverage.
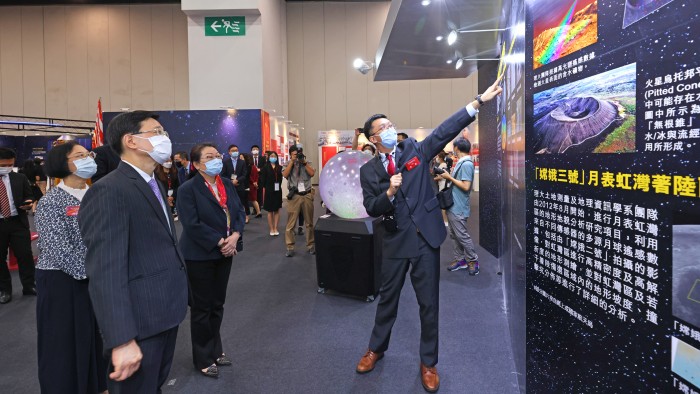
[176,143,245,379]
[35,141,108,393]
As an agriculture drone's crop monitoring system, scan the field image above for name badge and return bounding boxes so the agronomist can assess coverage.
[231,174,237,181]
[297,182,306,193]
[167,189,174,197]
[66,206,80,216]
[274,183,280,191]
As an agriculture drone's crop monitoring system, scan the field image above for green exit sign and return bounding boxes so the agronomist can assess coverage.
[205,16,245,36]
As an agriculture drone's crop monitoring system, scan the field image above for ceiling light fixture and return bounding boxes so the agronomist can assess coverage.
[446,59,453,64]
[455,58,463,70]
[435,35,443,41]
[353,58,375,75]
[447,30,457,46]
[421,0,431,6]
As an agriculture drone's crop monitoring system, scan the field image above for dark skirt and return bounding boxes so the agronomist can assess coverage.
[36,269,108,394]
[263,188,282,212]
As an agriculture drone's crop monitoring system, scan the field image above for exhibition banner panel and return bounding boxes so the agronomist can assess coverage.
[526,1,700,392]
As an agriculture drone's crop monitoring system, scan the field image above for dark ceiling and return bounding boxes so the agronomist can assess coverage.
[0,0,177,5]
[375,0,505,81]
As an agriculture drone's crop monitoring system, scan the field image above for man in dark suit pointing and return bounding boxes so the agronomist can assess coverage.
[79,111,188,393]
[356,79,502,392]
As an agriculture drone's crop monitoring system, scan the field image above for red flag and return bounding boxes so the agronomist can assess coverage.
[92,98,104,149]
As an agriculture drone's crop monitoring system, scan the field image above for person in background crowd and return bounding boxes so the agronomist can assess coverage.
[34,157,47,195]
[240,153,253,223]
[445,151,454,173]
[244,153,262,218]
[355,79,502,393]
[35,141,108,394]
[250,145,266,209]
[21,159,42,214]
[283,145,315,257]
[440,138,479,275]
[433,152,448,192]
[222,144,248,220]
[155,157,180,220]
[174,151,191,185]
[91,144,121,183]
[352,127,377,156]
[0,148,36,304]
[79,111,188,392]
[362,144,377,156]
[259,151,283,236]
[396,132,409,144]
[176,143,245,379]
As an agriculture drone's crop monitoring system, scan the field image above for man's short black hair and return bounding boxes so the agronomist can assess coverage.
[362,114,388,140]
[45,141,79,178]
[453,138,471,154]
[174,151,189,161]
[251,145,260,150]
[228,144,239,152]
[0,147,16,160]
[289,145,298,155]
[397,132,409,140]
[106,111,160,155]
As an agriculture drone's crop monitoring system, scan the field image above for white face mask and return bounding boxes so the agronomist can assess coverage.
[0,167,12,175]
[252,150,259,155]
[163,162,173,169]
[135,135,172,165]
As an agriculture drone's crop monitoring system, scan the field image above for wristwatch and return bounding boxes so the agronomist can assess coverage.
[474,94,484,105]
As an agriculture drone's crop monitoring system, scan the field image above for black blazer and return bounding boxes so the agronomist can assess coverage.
[259,163,282,192]
[91,144,121,183]
[176,174,246,261]
[6,172,33,228]
[360,107,476,259]
[222,156,248,191]
[177,166,191,185]
[252,155,266,170]
[78,162,189,350]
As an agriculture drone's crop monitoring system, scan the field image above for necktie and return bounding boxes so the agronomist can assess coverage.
[147,178,166,209]
[0,177,11,218]
[386,153,395,176]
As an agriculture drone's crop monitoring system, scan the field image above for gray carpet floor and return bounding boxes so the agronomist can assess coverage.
[0,192,519,394]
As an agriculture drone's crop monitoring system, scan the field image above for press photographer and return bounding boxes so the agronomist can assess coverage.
[282,144,316,257]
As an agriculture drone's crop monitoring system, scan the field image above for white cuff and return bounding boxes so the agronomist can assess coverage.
[465,103,479,117]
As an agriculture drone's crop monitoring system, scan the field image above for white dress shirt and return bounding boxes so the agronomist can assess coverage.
[0,174,18,218]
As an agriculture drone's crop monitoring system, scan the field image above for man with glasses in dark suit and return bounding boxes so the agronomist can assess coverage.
[79,111,188,393]
[355,79,502,393]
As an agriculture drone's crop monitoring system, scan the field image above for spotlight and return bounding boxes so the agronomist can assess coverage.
[455,58,463,70]
[446,59,453,64]
[447,30,457,46]
[353,58,375,75]
[436,35,443,41]
[421,0,431,5]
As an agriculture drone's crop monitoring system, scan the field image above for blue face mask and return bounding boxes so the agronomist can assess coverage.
[379,128,398,150]
[203,158,223,176]
[231,151,239,158]
[269,157,278,164]
[73,157,97,179]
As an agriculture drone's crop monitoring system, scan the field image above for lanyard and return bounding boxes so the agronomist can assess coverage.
[205,176,231,236]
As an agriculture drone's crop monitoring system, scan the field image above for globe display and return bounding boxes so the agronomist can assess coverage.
[319,150,373,219]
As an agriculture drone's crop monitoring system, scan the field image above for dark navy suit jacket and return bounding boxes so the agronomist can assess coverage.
[177,166,191,185]
[222,156,248,191]
[79,162,189,350]
[176,174,246,261]
[360,107,476,259]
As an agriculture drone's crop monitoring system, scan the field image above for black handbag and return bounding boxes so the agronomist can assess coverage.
[436,184,454,209]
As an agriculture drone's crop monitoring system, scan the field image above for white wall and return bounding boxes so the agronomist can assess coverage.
[286,1,479,180]
[260,0,288,117]
[0,5,189,120]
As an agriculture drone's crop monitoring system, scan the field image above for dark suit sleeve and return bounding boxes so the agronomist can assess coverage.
[419,107,476,162]
[20,174,33,203]
[92,147,109,183]
[78,182,138,349]
[226,183,246,234]
[237,161,248,185]
[221,160,232,179]
[176,185,224,253]
[360,164,394,217]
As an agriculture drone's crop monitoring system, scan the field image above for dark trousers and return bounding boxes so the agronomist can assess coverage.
[368,240,440,366]
[0,217,35,292]
[108,326,178,394]
[36,269,108,393]
[237,189,249,216]
[186,257,233,369]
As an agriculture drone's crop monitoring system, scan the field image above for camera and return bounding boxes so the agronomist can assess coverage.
[287,185,298,200]
[296,149,306,163]
[433,166,446,175]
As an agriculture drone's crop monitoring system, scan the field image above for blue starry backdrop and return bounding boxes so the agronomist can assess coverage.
[525,1,700,392]
[104,109,263,158]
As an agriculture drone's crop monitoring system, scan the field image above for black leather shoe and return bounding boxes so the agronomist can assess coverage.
[216,354,232,366]
[286,250,294,257]
[298,227,304,235]
[200,364,219,378]
[22,287,37,296]
[308,247,316,255]
[0,292,11,304]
